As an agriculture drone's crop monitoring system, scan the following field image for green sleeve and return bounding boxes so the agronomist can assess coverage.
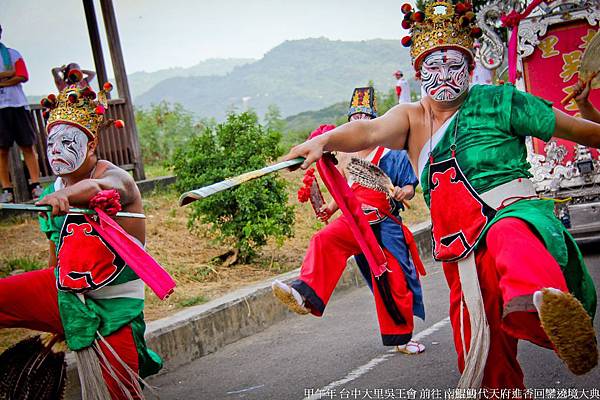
[508,84,556,142]
[37,184,65,248]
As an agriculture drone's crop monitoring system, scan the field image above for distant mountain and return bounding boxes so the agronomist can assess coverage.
[136,38,413,120]
[126,58,254,99]
[284,102,348,133]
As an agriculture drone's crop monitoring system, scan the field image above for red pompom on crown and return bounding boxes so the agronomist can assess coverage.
[470,27,483,38]
[67,92,79,104]
[103,82,113,92]
[401,36,413,47]
[113,119,125,129]
[67,69,83,83]
[95,105,105,115]
[401,3,413,14]
[41,97,53,108]
[81,86,96,99]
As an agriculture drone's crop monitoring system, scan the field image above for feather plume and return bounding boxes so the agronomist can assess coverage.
[346,157,393,194]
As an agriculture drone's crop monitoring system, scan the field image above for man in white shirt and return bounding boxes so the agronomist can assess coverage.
[0,24,42,203]
[394,70,411,103]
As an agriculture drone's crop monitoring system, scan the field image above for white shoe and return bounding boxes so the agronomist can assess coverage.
[396,340,425,355]
[271,280,310,315]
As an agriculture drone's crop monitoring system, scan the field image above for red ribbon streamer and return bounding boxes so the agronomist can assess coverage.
[502,0,545,83]
[85,209,176,300]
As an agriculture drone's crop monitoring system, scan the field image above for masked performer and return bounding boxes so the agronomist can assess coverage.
[273,87,426,353]
[0,77,162,399]
[283,0,599,390]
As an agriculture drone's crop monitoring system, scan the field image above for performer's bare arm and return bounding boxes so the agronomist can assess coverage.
[573,78,600,124]
[82,69,96,83]
[553,108,600,148]
[285,106,411,169]
[36,162,140,216]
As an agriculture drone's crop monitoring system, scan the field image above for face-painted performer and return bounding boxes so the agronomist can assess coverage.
[0,77,162,399]
[284,0,599,390]
[46,124,89,175]
[420,49,470,102]
[272,87,426,354]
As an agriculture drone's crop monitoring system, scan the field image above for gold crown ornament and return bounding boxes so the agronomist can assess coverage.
[400,0,482,71]
[40,72,124,143]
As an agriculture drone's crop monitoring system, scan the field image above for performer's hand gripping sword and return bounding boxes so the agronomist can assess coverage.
[179,157,305,206]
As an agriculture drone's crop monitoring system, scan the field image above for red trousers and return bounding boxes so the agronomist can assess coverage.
[0,268,141,400]
[443,218,568,389]
[291,215,415,346]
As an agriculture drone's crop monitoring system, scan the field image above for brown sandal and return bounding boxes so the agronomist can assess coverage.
[536,288,598,375]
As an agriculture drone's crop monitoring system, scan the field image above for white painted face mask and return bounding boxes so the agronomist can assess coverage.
[47,124,89,176]
[421,49,470,102]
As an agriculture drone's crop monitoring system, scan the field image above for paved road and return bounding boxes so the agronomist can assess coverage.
[149,246,600,400]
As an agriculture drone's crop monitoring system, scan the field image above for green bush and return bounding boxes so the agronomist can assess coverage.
[172,111,295,263]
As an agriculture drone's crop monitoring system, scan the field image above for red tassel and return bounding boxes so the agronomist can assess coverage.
[401,3,412,14]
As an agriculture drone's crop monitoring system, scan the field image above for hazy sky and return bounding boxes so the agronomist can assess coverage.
[2,0,414,95]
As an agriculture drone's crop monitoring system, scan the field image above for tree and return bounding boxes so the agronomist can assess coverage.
[264,104,286,133]
[172,111,295,263]
[135,102,205,166]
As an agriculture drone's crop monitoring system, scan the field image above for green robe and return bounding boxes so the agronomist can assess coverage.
[38,183,162,378]
[420,84,596,318]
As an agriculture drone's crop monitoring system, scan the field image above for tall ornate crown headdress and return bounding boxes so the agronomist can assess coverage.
[348,87,378,120]
[400,0,482,71]
[40,70,123,143]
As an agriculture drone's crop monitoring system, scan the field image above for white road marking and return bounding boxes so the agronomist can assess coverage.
[303,317,450,400]
[227,384,265,395]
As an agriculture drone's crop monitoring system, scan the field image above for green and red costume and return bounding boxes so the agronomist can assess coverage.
[0,181,162,399]
[418,84,596,389]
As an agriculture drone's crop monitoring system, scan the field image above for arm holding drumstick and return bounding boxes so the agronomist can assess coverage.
[572,72,600,124]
